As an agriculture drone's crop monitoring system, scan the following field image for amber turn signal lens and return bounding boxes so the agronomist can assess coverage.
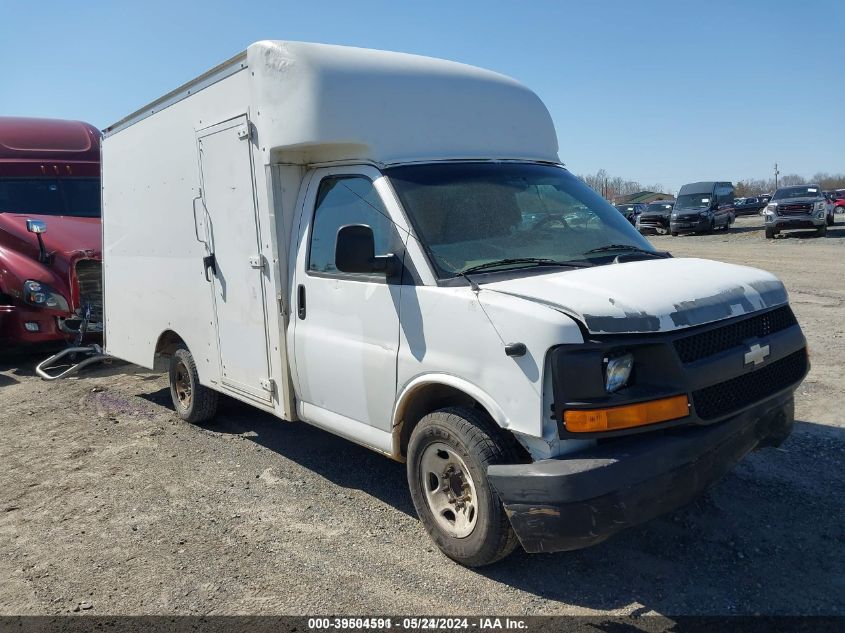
[564,395,690,433]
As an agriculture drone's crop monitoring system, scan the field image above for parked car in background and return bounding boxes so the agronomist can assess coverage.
[636,200,674,234]
[0,117,102,347]
[764,184,834,238]
[833,191,845,215]
[670,181,735,235]
[734,196,768,216]
[614,202,645,225]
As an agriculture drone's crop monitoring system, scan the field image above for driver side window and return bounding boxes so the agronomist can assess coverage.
[308,176,395,276]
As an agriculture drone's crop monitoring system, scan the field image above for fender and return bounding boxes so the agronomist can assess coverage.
[391,372,509,458]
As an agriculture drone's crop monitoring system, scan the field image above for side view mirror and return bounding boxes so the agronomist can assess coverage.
[26,219,49,263]
[335,224,397,275]
[26,219,47,234]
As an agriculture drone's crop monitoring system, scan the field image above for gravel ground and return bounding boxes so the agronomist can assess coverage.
[1,215,843,616]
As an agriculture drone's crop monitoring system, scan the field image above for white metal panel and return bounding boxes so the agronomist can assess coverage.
[483,258,789,334]
[290,166,406,432]
[102,68,291,418]
[394,284,584,440]
[197,116,271,401]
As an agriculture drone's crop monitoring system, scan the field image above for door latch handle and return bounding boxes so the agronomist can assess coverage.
[203,253,217,282]
[297,284,306,319]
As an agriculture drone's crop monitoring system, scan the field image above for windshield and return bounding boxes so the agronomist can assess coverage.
[615,205,636,214]
[773,186,821,200]
[385,162,654,277]
[0,178,100,217]
[645,203,674,213]
[675,193,712,209]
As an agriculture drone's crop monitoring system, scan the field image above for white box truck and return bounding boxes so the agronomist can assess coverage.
[96,41,807,566]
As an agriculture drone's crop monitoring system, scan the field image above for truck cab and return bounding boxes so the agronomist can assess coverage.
[0,117,102,347]
[101,41,808,567]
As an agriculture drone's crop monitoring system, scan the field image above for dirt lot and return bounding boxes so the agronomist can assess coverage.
[1,215,843,616]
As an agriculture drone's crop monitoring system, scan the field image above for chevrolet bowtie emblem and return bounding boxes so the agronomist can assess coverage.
[744,343,770,367]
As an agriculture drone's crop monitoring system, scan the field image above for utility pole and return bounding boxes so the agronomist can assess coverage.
[774,162,779,189]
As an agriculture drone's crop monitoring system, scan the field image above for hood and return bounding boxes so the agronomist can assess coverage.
[0,213,100,259]
[483,257,788,334]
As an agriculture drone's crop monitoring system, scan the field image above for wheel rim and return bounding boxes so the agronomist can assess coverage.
[419,442,478,538]
[173,360,192,409]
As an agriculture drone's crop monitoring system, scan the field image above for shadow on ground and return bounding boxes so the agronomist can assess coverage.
[138,383,844,614]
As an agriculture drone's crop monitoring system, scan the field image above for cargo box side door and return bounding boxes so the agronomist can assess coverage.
[196,115,272,402]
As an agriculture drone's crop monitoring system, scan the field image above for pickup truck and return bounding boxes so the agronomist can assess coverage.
[0,117,102,347]
[764,184,835,238]
[97,41,808,566]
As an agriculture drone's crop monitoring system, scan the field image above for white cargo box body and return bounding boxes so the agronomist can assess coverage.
[102,41,559,421]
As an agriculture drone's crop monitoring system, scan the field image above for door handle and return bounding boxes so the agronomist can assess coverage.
[203,253,217,282]
[297,284,306,319]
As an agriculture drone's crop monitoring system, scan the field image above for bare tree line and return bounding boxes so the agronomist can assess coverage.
[578,169,667,200]
[580,168,845,200]
[735,173,845,197]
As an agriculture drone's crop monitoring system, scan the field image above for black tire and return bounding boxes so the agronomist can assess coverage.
[407,407,524,567]
[168,345,219,423]
[826,213,834,227]
[765,227,775,239]
[671,231,678,237]
[836,206,845,215]
[817,224,827,237]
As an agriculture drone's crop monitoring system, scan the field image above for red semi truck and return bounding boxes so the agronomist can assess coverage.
[0,116,102,348]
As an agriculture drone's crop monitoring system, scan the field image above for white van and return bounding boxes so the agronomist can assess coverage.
[99,41,808,566]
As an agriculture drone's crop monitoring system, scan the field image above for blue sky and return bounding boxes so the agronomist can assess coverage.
[2,0,842,192]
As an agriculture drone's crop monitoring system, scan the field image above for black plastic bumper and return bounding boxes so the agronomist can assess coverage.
[487,393,795,553]
[670,217,711,233]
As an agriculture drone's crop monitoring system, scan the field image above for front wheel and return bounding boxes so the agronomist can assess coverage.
[817,224,827,237]
[407,407,523,567]
[169,345,220,423]
[765,227,777,239]
[826,213,834,227]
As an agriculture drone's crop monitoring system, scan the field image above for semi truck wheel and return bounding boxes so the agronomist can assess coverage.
[407,407,524,567]
[168,345,219,423]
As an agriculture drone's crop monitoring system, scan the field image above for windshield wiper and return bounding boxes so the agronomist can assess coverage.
[460,257,590,275]
[584,244,670,258]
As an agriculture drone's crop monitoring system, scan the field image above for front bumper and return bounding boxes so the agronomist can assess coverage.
[771,215,823,230]
[0,304,101,346]
[488,393,795,553]
[670,216,711,233]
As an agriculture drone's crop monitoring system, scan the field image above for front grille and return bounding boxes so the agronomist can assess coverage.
[674,306,797,364]
[677,213,700,221]
[75,259,103,322]
[778,203,812,214]
[692,349,808,420]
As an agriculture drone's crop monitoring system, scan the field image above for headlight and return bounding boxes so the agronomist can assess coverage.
[671,213,678,219]
[23,280,69,311]
[605,353,634,393]
[767,203,777,211]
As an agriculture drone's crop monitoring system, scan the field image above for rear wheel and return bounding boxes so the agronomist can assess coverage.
[407,407,524,567]
[169,345,219,423]
[836,205,845,215]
